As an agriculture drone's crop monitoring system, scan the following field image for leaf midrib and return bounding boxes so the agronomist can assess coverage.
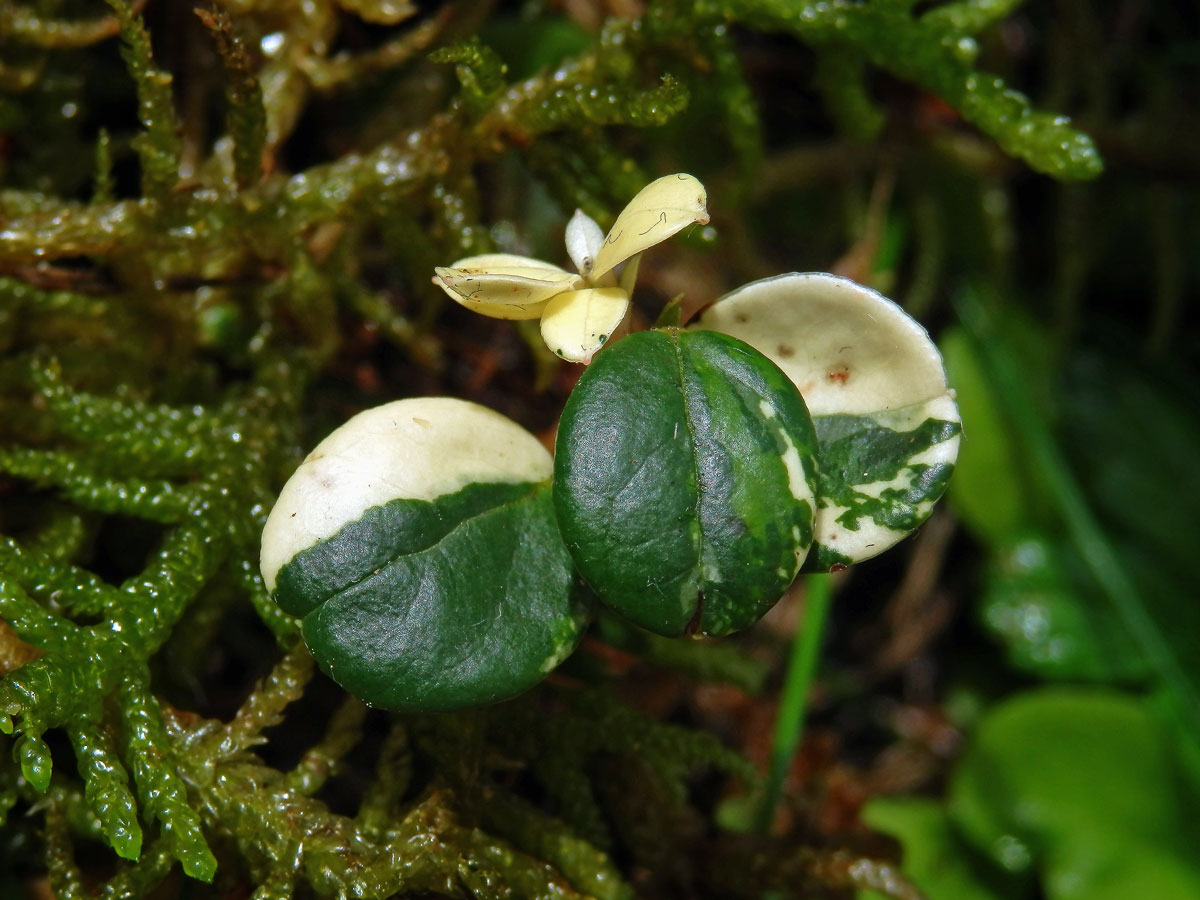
[668,331,711,609]
[316,481,548,610]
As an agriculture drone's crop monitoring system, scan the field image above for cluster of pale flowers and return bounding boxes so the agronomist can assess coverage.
[432,173,709,363]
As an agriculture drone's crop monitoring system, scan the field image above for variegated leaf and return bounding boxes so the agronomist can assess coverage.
[261,398,587,711]
[554,329,818,637]
[695,272,961,570]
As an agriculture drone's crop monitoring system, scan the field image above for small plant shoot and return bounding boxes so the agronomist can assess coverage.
[265,178,959,703]
[433,173,709,363]
[261,398,587,711]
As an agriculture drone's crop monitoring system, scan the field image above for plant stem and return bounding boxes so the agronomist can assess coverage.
[755,573,833,833]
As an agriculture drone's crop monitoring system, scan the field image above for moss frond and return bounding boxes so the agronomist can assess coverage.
[104,0,182,199]
[195,7,268,191]
[712,0,1103,179]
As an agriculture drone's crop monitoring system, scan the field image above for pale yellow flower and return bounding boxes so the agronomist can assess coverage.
[432,173,708,363]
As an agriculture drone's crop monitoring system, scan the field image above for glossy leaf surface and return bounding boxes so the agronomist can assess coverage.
[696,273,960,570]
[554,329,817,637]
[261,398,587,711]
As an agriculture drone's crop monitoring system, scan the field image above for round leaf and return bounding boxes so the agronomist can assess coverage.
[261,398,587,711]
[554,329,817,637]
[696,272,961,570]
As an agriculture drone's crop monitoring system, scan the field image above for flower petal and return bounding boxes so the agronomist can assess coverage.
[565,210,606,275]
[433,254,581,319]
[443,294,552,320]
[447,253,579,281]
[591,173,708,279]
[618,252,641,296]
[539,288,630,364]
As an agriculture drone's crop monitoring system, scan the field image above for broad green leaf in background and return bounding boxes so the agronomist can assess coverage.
[955,290,1200,746]
[483,17,593,79]
[697,273,961,571]
[1059,347,1200,651]
[554,328,817,637]
[261,398,588,711]
[940,326,1030,546]
[948,688,1200,900]
[859,796,1017,900]
[942,320,1146,680]
[980,532,1145,682]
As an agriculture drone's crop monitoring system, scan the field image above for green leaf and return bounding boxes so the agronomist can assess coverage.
[484,17,593,79]
[940,326,1029,546]
[194,6,266,191]
[118,675,217,882]
[429,38,508,117]
[808,402,960,571]
[776,0,1103,179]
[104,0,181,199]
[262,398,588,711]
[1060,347,1200,624]
[696,273,960,571]
[859,796,1017,900]
[949,688,1200,900]
[955,290,1200,749]
[654,294,684,329]
[979,531,1145,682]
[554,328,817,637]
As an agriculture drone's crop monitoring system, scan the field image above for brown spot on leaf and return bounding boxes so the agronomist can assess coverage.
[777,344,796,358]
[827,364,850,384]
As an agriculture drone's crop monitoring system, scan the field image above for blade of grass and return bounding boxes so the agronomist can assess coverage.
[954,289,1200,744]
[755,573,833,833]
